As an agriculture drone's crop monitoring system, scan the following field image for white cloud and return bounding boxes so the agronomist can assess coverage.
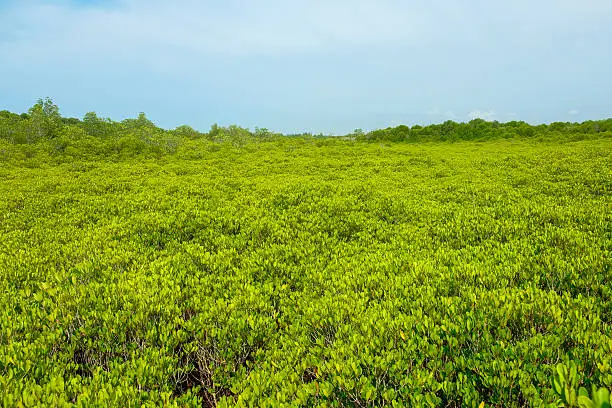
[3,0,612,75]
[568,109,579,115]
[0,0,443,59]
[468,110,496,121]
[1,0,611,132]
[426,108,456,119]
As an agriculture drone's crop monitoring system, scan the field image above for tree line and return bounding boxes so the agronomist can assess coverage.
[1,98,611,154]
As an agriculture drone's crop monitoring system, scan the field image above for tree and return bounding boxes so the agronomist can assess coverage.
[121,112,155,130]
[350,128,365,139]
[26,97,62,142]
[253,127,277,141]
[208,123,220,140]
[0,110,25,142]
[83,111,113,138]
[173,125,202,139]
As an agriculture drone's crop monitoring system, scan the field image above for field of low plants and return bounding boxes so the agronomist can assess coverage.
[1,136,611,406]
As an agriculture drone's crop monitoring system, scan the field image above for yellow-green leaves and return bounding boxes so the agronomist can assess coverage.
[553,362,612,408]
[0,138,610,406]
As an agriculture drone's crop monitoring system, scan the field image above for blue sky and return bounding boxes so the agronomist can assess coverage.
[0,0,611,134]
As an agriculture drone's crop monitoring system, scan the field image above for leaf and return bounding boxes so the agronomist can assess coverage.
[592,388,611,408]
[321,382,332,398]
[557,364,567,385]
[578,395,596,408]
[554,378,564,395]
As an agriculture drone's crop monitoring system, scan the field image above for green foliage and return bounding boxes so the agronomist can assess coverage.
[1,135,611,406]
[3,98,612,154]
[82,112,114,138]
[173,125,206,140]
[0,101,611,406]
[356,119,612,143]
[209,124,253,146]
[26,97,63,141]
[553,362,611,408]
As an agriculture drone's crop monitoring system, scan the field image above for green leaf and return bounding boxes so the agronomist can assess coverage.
[593,388,611,408]
[557,364,567,385]
[578,395,596,408]
[554,378,564,395]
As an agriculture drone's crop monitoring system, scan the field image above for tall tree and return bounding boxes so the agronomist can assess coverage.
[27,97,62,142]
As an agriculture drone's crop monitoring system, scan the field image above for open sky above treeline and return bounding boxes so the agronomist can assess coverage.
[1,0,611,134]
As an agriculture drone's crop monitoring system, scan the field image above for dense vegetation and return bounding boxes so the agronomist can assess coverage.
[2,98,612,157]
[1,100,611,407]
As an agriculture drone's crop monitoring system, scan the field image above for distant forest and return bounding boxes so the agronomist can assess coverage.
[1,98,611,159]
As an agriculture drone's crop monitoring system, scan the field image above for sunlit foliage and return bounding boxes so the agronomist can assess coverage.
[0,101,610,406]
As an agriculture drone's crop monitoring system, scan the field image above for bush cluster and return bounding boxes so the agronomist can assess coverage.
[1,101,611,406]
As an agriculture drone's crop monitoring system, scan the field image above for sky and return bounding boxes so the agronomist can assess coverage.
[0,0,611,134]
